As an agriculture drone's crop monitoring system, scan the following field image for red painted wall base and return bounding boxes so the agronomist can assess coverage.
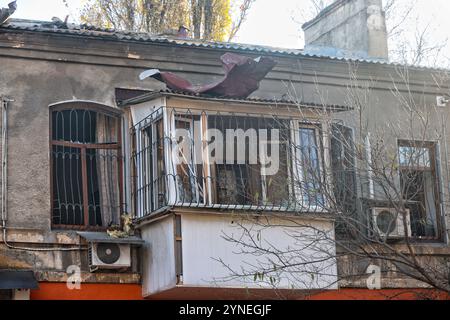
[31,283,143,300]
[30,283,449,300]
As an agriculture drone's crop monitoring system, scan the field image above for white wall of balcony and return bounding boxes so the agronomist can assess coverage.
[141,213,338,297]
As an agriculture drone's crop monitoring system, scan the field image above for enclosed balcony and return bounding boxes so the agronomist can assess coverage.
[130,108,336,218]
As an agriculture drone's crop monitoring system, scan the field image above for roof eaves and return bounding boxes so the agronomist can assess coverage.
[2,19,449,72]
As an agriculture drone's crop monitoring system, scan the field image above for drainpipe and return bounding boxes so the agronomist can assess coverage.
[1,96,84,252]
[1,96,12,228]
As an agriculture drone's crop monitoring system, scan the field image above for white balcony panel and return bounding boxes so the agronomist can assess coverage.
[141,216,177,297]
[141,213,338,297]
[181,214,338,290]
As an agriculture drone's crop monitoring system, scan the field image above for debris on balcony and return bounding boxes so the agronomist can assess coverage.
[106,214,136,239]
[139,52,276,98]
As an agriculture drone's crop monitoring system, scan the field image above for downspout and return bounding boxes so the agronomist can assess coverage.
[1,96,84,251]
[1,96,12,228]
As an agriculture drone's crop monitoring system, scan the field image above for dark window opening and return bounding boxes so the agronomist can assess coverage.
[174,116,204,204]
[331,124,357,236]
[207,116,290,207]
[136,118,166,215]
[51,106,122,229]
[398,141,441,239]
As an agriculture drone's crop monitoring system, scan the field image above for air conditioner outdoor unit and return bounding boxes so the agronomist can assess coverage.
[88,242,131,270]
[371,207,411,239]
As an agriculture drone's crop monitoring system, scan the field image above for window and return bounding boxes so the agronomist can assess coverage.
[291,123,326,209]
[207,115,291,207]
[331,124,357,236]
[398,141,441,239]
[133,113,165,217]
[174,116,204,205]
[50,103,123,229]
[331,124,356,213]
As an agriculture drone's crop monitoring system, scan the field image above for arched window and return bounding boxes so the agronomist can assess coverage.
[50,102,123,230]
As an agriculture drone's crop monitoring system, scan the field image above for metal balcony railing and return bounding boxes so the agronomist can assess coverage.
[130,107,328,219]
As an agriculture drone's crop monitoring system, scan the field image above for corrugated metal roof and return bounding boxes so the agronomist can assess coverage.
[1,19,303,55]
[1,19,448,72]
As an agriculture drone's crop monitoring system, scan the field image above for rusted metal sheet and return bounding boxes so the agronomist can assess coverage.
[139,53,276,98]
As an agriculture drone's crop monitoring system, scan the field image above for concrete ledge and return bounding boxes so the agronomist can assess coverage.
[0,229,81,245]
[35,270,141,284]
[339,277,433,289]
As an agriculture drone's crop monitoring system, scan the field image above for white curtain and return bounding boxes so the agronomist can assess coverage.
[96,113,120,226]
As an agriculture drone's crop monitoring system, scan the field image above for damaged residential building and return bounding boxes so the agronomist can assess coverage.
[0,0,449,300]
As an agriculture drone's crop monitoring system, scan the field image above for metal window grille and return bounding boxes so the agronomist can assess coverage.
[50,106,123,229]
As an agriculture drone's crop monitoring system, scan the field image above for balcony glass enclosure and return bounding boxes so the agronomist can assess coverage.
[131,107,328,218]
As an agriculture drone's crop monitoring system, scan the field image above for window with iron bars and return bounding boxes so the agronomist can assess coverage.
[50,103,123,230]
[131,107,330,219]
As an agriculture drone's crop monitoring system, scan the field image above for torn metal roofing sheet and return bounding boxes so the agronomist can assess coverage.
[0,1,16,25]
[1,19,448,72]
[140,53,277,98]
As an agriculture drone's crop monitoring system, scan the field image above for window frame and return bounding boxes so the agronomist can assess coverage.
[330,123,358,210]
[397,139,443,241]
[132,107,330,214]
[49,101,124,231]
[202,113,293,210]
[290,121,329,213]
[171,114,205,206]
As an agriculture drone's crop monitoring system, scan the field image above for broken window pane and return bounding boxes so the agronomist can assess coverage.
[174,116,204,204]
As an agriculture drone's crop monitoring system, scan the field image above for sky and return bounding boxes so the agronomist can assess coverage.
[3,0,450,64]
